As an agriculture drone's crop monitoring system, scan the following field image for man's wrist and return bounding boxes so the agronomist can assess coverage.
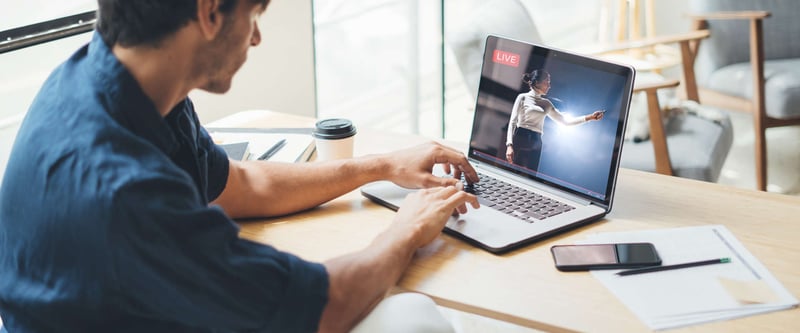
[351,154,391,183]
[376,154,393,178]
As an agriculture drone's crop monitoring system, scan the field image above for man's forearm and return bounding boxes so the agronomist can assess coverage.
[319,228,417,333]
[213,155,389,218]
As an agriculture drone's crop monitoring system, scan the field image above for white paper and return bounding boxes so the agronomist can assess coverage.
[210,131,314,163]
[580,225,798,330]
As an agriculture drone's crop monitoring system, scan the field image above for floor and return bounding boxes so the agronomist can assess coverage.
[716,112,800,195]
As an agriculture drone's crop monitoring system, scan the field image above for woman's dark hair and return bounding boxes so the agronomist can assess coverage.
[522,69,549,88]
[96,0,268,47]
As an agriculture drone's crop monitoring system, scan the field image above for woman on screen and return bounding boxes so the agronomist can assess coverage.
[505,69,605,171]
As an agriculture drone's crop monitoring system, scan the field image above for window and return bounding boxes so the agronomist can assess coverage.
[312,0,603,142]
[1,2,95,32]
[313,0,445,138]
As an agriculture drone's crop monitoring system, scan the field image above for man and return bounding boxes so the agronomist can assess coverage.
[0,0,479,332]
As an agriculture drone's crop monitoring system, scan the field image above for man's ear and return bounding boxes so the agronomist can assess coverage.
[196,0,225,40]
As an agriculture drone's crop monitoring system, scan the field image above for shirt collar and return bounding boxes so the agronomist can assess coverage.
[87,32,180,155]
[528,90,544,98]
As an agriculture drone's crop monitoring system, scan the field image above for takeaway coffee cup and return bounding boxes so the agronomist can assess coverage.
[312,118,357,161]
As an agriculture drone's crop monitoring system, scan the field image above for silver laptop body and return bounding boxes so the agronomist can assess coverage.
[362,35,635,253]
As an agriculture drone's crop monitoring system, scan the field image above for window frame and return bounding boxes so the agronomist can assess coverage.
[0,10,96,54]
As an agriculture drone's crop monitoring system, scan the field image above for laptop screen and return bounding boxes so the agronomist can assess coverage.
[467,36,633,204]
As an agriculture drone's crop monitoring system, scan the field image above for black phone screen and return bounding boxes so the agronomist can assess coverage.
[551,243,661,271]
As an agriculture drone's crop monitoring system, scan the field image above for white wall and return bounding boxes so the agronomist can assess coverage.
[0,34,93,183]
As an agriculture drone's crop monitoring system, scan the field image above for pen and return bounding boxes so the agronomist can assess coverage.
[617,258,731,276]
[257,139,287,161]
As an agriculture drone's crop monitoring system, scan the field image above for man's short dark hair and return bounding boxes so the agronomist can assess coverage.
[96,0,268,47]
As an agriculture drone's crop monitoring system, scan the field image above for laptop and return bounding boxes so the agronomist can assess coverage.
[361,35,635,254]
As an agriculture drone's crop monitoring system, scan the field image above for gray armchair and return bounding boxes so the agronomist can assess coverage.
[603,31,734,182]
[689,0,800,191]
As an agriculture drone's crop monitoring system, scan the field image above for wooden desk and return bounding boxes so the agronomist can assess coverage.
[209,110,800,332]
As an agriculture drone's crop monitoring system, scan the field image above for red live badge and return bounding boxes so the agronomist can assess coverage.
[492,50,520,67]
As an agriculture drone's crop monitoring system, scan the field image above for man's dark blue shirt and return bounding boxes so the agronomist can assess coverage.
[0,33,328,332]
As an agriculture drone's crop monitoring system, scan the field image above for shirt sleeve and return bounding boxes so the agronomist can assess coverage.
[182,99,229,202]
[545,101,587,126]
[198,125,229,201]
[110,174,328,332]
[507,94,524,146]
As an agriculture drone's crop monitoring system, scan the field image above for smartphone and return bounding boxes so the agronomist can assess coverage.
[550,243,661,271]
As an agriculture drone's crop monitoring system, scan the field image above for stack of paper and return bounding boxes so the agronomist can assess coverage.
[208,128,316,163]
[581,225,798,330]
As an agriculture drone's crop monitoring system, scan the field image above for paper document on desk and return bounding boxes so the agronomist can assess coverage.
[580,225,798,330]
[209,129,315,163]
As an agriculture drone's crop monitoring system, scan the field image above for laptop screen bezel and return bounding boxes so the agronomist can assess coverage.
[466,35,635,210]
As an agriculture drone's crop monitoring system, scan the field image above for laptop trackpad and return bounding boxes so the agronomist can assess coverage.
[360,181,412,211]
[446,206,539,249]
[361,180,536,250]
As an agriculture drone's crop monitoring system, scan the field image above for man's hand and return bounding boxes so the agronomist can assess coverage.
[319,184,478,332]
[391,184,479,248]
[383,142,479,189]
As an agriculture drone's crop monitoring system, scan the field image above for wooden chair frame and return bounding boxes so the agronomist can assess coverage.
[597,30,711,176]
[690,11,800,191]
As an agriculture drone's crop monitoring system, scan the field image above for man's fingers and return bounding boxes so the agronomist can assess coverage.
[428,144,478,184]
[455,192,479,214]
[413,185,479,223]
[421,182,460,197]
[433,142,464,155]
[432,176,459,188]
[442,163,453,176]
[443,190,479,211]
[457,163,479,184]
[439,160,477,184]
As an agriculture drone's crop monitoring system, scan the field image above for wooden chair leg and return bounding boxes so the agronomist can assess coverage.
[753,119,768,191]
[645,90,673,175]
[750,17,768,191]
[634,80,679,177]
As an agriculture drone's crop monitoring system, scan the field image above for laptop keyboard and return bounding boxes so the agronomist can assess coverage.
[463,173,575,222]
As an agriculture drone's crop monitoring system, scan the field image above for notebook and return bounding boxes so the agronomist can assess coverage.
[218,142,250,161]
[361,35,635,254]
